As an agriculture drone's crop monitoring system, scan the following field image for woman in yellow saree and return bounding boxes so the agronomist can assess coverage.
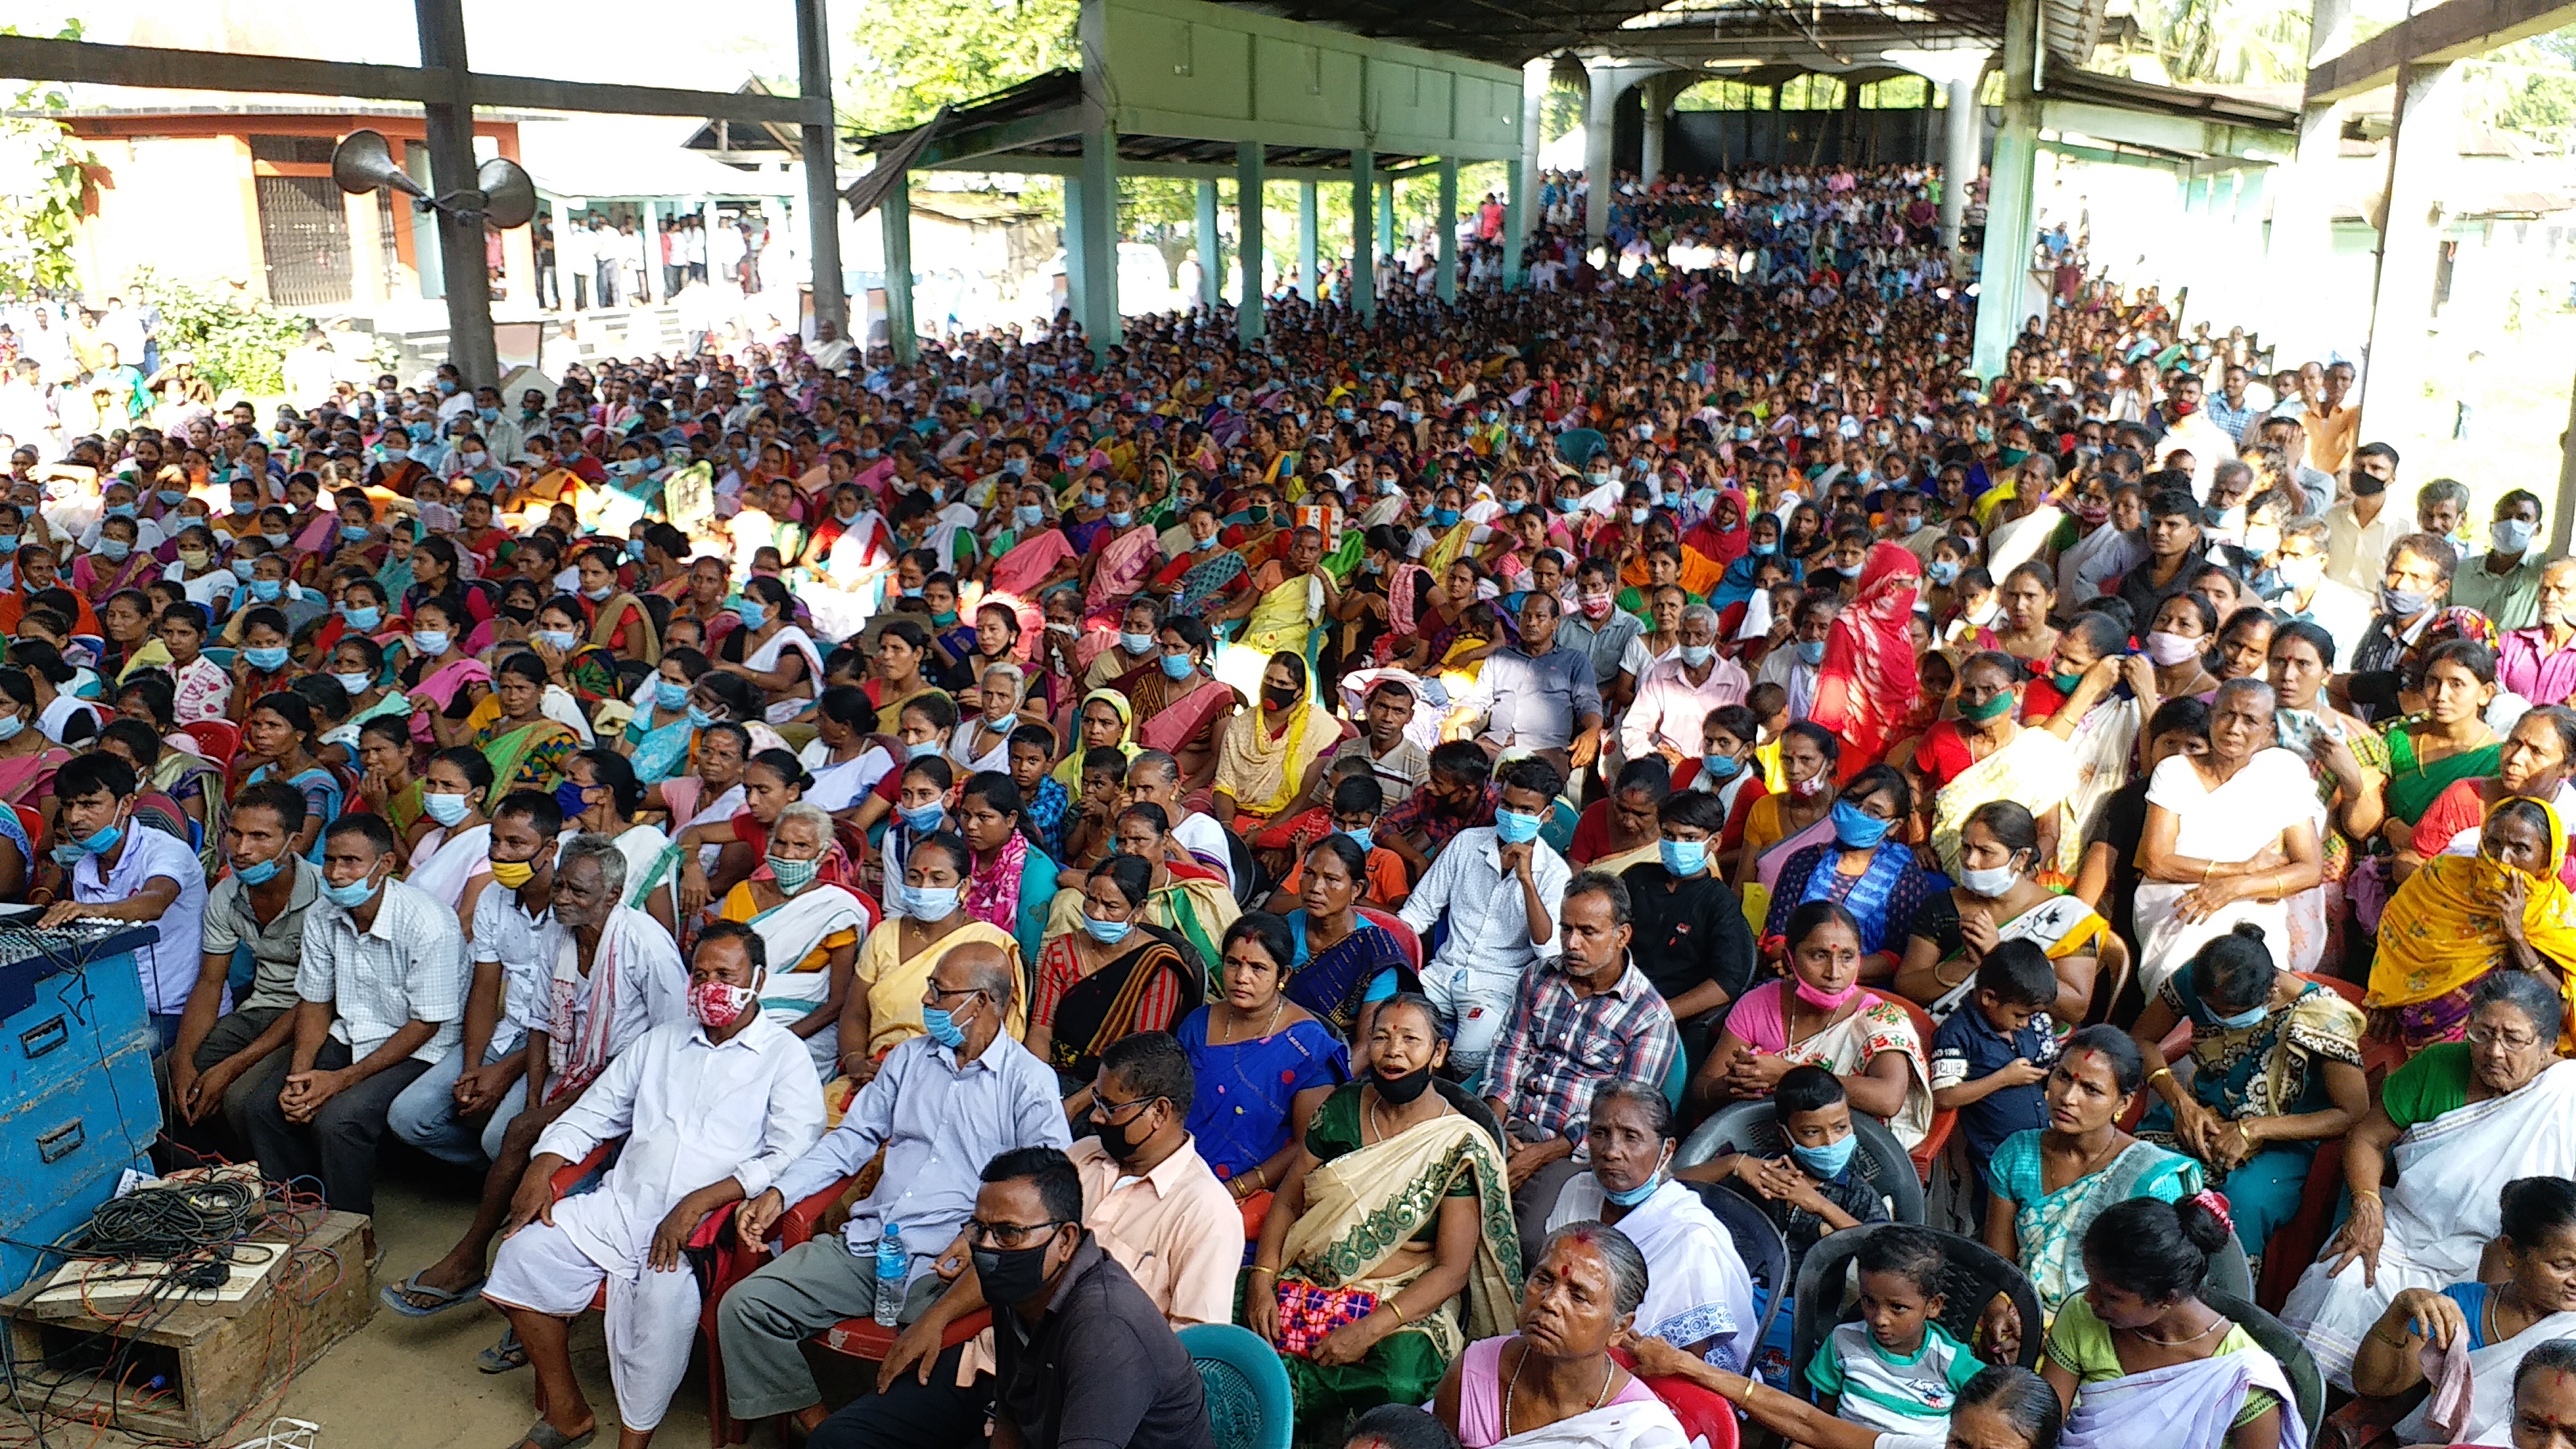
[2368,796,2576,1050]
[1212,652,1341,831]
[1247,994,1522,1418]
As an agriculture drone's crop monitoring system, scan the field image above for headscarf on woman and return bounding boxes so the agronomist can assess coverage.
[2368,796,2576,1048]
[1808,541,1923,775]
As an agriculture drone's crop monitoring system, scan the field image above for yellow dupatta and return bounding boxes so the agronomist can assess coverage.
[1215,698,1334,820]
[1049,687,1136,795]
[2369,796,2576,1011]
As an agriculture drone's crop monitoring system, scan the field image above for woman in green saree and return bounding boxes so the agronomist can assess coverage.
[468,652,579,810]
[2374,639,2502,832]
[1247,993,1522,1418]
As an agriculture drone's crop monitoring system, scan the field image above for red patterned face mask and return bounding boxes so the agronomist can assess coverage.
[689,979,756,1031]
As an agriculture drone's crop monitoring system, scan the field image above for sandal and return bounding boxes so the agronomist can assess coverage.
[503,1421,593,1449]
[477,1327,530,1374]
[380,1271,488,1318]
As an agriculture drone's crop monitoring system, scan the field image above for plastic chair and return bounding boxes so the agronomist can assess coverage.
[1556,428,1609,466]
[181,718,242,764]
[2207,1289,2326,1440]
[1885,994,1956,1180]
[1355,906,1424,972]
[771,1172,995,1376]
[10,803,40,855]
[2210,1231,2254,1304]
[1178,1323,1293,1449]
[2256,1136,2347,1312]
[1676,1099,1925,1225]
[1788,1223,2044,1398]
[200,646,237,670]
[1686,1181,1791,1355]
[1608,1345,1739,1449]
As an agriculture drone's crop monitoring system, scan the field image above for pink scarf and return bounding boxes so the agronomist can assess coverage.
[962,829,1028,938]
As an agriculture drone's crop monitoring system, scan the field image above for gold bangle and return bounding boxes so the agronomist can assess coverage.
[1384,1297,1408,1325]
[1248,1266,1277,1279]
[2353,1189,2381,1203]
[2148,1066,2174,1086]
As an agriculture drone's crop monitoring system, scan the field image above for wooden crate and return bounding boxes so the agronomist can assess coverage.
[0,1209,376,1443]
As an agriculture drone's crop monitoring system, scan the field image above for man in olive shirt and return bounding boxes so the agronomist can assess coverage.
[167,781,320,1159]
[1619,791,1757,1076]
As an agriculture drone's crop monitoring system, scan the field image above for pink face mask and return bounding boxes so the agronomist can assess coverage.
[690,979,757,1032]
[1795,979,1863,1012]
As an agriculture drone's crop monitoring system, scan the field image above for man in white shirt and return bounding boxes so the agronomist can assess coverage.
[1619,605,1750,766]
[807,318,854,372]
[39,751,208,1050]
[486,920,825,1449]
[2269,519,2372,668]
[1398,754,1572,1082]
[242,814,466,1215]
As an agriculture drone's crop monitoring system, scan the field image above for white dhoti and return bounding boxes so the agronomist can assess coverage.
[485,1197,703,1431]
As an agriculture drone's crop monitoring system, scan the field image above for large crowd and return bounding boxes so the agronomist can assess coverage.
[6,160,2576,1449]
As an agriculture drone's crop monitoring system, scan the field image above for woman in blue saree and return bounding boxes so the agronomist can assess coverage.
[1179,912,1350,1232]
[1761,765,1932,981]
[1281,836,1417,1063]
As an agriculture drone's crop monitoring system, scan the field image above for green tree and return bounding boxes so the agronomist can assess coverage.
[125,269,313,399]
[839,0,1079,133]
[0,23,88,298]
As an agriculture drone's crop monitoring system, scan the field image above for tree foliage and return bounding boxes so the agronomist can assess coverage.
[0,23,88,298]
[124,268,313,399]
[839,0,1080,134]
[2106,0,2310,86]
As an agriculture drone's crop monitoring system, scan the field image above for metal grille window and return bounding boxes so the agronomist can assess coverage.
[254,174,354,307]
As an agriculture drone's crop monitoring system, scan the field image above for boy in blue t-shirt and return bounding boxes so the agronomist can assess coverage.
[1930,941,2062,1191]
[1806,1225,1984,1438]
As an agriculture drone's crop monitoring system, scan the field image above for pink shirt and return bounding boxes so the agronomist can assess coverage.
[2499,627,2576,708]
[1453,1335,1666,1449]
[1617,651,1750,762]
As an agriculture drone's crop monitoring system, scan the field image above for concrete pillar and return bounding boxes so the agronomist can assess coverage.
[1195,178,1222,311]
[1640,75,1676,183]
[639,199,662,304]
[1236,142,1265,343]
[2358,61,2463,449]
[1519,56,1551,248]
[2556,361,2576,558]
[881,181,916,362]
[2263,0,2355,362]
[1581,60,1661,245]
[1297,179,1319,300]
[1076,126,1121,354]
[1376,177,1395,264]
[794,0,848,334]
[1941,75,1981,253]
[1971,0,2040,379]
[1351,148,1376,324]
[1436,155,1460,303]
[1503,152,1528,290]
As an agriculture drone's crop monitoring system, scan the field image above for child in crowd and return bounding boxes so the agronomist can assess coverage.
[1746,681,1791,792]
[1685,1065,1889,1267]
[1930,942,2063,1192]
[1807,1226,1986,1440]
[1058,744,1131,874]
[1260,766,1411,908]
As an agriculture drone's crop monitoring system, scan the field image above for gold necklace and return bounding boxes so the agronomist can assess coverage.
[1501,1342,1614,1438]
[1217,996,1283,1046]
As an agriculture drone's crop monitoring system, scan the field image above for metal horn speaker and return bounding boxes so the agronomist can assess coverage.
[329,129,428,200]
[475,157,538,230]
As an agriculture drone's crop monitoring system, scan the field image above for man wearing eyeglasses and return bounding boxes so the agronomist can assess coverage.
[814,1032,1237,1448]
[717,941,1069,1444]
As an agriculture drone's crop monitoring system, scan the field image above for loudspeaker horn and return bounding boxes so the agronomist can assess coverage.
[476,157,538,230]
[330,129,429,200]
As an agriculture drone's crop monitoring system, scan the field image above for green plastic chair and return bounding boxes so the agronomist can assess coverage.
[1178,1323,1292,1449]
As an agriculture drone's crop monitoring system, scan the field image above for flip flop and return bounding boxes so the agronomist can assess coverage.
[380,1272,489,1318]
[477,1327,530,1374]
[503,1421,593,1449]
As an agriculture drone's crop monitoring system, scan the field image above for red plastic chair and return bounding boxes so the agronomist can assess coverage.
[11,803,40,856]
[1608,1346,1739,1449]
[1887,994,1956,1180]
[180,718,241,765]
[1357,906,1423,972]
[769,1171,994,1406]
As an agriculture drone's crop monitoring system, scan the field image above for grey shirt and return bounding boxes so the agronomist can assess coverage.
[200,856,323,1015]
[1559,610,1646,689]
[1458,643,1603,751]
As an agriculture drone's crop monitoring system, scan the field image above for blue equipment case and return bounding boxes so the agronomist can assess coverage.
[0,923,164,1296]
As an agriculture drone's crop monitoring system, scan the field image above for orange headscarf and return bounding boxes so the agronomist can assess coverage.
[1809,541,1923,776]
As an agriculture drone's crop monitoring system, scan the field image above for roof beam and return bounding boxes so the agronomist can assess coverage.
[0,32,829,125]
[2305,0,2576,103]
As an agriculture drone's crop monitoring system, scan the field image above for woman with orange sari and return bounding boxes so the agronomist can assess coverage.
[1808,541,1923,780]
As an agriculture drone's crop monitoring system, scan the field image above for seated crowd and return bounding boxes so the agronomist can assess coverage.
[12,160,2576,1449]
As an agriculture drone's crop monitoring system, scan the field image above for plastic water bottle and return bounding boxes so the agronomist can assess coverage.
[873,1222,905,1327]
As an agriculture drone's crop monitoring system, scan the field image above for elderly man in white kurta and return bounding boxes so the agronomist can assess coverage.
[483,922,825,1449]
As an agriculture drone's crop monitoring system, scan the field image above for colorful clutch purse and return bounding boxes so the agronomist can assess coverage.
[1273,1280,1380,1357]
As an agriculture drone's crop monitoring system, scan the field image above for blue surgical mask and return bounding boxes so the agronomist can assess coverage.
[1702,752,1742,781]
[1120,630,1155,655]
[411,630,451,656]
[421,790,470,827]
[2211,1001,2269,1032]
[920,1002,970,1050]
[1160,653,1195,680]
[1602,1144,1673,1207]
[1082,912,1133,945]
[245,646,290,672]
[687,704,721,729]
[341,526,371,544]
[249,578,283,601]
[1107,510,1133,528]
[905,884,959,919]
[333,671,375,698]
[1340,826,1373,853]
[1660,838,1709,875]
[1787,1134,1859,1179]
[1016,504,1044,527]
[1495,808,1542,845]
[734,598,766,627]
[655,678,691,710]
[906,739,942,761]
[900,802,945,833]
[319,873,380,909]
[1796,639,1828,666]
[1831,799,1893,850]
[229,558,258,581]
[155,489,188,507]
[105,503,136,519]
[234,854,285,887]
[98,538,133,563]
[533,628,578,652]
[1679,643,1714,668]
[342,605,381,631]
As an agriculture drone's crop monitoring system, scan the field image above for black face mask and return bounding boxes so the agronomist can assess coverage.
[971,1231,1062,1307]
[2351,474,2388,498]
[499,603,536,623]
[1372,1061,1435,1106]
[1099,1097,1163,1166]
[1261,683,1299,711]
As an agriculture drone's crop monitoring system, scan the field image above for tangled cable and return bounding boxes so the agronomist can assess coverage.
[74,1179,261,1261]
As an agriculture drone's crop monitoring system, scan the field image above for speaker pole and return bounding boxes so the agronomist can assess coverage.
[414,0,498,389]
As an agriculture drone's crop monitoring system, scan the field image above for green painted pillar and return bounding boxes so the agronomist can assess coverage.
[1972,0,2039,380]
[1376,177,1395,262]
[1194,178,1221,312]
[1078,127,1121,354]
[1351,148,1375,324]
[1297,180,1319,300]
[1436,155,1459,303]
[881,181,917,363]
[1237,141,1266,344]
[1504,155,1527,290]
[1063,178,1086,331]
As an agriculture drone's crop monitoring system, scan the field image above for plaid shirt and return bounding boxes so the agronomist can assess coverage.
[1382,780,1496,857]
[1485,956,1681,1143]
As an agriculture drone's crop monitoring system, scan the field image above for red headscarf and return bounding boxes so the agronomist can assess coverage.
[1691,486,1752,565]
[1809,542,1923,775]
